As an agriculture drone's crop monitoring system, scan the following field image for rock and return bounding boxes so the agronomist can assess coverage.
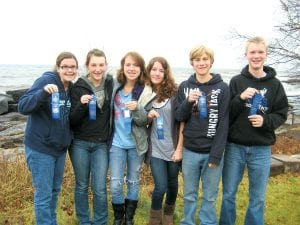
[8,103,18,113]
[272,154,300,173]
[6,89,28,103]
[0,148,24,162]
[284,78,300,83]
[0,89,29,114]
[0,93,13,115]
[0,96,9,115]
[0,112,26,162]
[291,154,300,160]
[270,158,284,176]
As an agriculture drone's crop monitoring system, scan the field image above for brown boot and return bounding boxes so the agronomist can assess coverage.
[162,204,175,225]
[148,209,162,225]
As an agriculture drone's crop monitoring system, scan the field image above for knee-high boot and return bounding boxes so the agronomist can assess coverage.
[112,203,125,225]
[125,199,138,225]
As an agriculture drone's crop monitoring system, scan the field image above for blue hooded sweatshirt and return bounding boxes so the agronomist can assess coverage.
[18,71,73,156]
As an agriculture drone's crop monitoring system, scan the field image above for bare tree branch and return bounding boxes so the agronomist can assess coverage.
[228,0,300,75]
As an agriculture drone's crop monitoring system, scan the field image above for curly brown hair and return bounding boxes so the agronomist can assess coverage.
[116,52,147,86]
[146,56,177,102]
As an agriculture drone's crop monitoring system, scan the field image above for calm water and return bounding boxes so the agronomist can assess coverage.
[0,64,299,114]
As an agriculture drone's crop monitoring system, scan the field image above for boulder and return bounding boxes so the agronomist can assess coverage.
[0,89,29,113]
[8,104,18,113]
[0,94,13,115]
[272,154,300,173]
[270,158,284,176]
[0,112,27,162]
[6,88,28,103]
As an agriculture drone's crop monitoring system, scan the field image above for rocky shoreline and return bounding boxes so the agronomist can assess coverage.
[0,89,28,114]
[1,110,300,174]
[0,112,26,161]
[1,89,300,176]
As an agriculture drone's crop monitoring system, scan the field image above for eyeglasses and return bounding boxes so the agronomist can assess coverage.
[59,65,78,71]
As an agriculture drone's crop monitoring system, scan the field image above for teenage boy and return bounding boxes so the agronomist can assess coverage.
[175,45,230,225]
[219,36,289,225]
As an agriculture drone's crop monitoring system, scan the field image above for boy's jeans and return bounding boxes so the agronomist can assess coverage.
[180,148,223,225]
[220,143,271,225]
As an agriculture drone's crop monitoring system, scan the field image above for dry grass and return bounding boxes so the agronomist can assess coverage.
[0,156,34,225]
[1,155,299,225]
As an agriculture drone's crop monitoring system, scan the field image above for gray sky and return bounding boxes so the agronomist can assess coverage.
[0,0,281,69]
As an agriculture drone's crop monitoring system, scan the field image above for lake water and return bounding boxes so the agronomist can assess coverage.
[0,64,299,114]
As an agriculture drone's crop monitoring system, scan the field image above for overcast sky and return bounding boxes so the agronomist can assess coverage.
[0,0,282,69]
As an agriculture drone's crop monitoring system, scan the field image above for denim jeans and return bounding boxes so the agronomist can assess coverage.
[150,156,180,210]
[69,139,109,225]
[220,143,271,225]
[109,145,143,204]
[180,148,223,225]
[25,145,66,225]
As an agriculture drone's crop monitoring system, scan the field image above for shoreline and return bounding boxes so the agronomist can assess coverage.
[0,111,300,156]
[0,111,300,176]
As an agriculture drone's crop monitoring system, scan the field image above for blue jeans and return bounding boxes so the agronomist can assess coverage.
[69,139,109,225]
[109,145,143,204]
[25,145,66,225]
[150,156,180,210]
[220,143,271,225]
[180,148,223,225]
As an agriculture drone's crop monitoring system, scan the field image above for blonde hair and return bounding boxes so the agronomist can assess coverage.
[245,36,268,53]
[189,45,214,65]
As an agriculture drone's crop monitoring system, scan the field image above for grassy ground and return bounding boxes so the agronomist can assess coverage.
[0,155,299,225]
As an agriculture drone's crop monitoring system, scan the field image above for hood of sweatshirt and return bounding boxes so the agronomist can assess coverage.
[42,71,72,92]
[240,65,277,81]
[187,73,224,87]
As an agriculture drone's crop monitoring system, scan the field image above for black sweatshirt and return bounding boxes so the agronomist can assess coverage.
[175,73,230,165]
[69,75,113,143]
[228,65,288,146]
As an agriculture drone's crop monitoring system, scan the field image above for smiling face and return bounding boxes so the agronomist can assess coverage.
[191,53,212,77]
[123,56,141,83]
[150,61,164,87]
[87,55,107,84]
[57,58,78,85]
[189,45,214,82]
[246,42,267,72]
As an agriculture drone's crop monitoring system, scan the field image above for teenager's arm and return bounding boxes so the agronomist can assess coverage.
[209,84,230,165]
[172,121,184,162]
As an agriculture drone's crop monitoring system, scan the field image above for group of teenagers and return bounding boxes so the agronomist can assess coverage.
[18,36,289,225]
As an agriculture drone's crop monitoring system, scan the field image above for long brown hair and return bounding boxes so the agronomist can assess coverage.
[116,52,147,86]
[146,56,177,102]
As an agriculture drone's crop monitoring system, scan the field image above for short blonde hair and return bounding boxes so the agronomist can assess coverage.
[189,45,214,65]
[245,36,268,53]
